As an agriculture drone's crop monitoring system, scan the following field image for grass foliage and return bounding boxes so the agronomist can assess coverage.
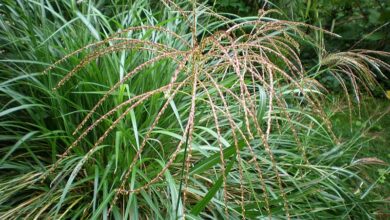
[0,0,389,219]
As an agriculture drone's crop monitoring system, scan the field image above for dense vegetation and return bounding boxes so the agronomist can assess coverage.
[0,0,389,219]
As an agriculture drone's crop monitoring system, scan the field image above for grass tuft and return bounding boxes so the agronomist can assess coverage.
[1,0,389,219]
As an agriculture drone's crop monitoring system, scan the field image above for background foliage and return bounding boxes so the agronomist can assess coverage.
[213,0,390,92]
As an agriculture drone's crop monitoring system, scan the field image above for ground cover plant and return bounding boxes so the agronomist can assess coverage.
[0,0,389,219]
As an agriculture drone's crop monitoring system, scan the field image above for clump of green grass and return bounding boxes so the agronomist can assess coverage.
[0,0,389,219]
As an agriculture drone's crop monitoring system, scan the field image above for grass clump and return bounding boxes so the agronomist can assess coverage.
[0,0,389,219]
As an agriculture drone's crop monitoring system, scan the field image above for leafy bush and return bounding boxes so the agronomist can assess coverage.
[273,0,390,93]
[0,0,389,219]
[274,0,390,49]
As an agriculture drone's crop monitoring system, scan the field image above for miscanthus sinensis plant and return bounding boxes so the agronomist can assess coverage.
[0,0,389,219]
